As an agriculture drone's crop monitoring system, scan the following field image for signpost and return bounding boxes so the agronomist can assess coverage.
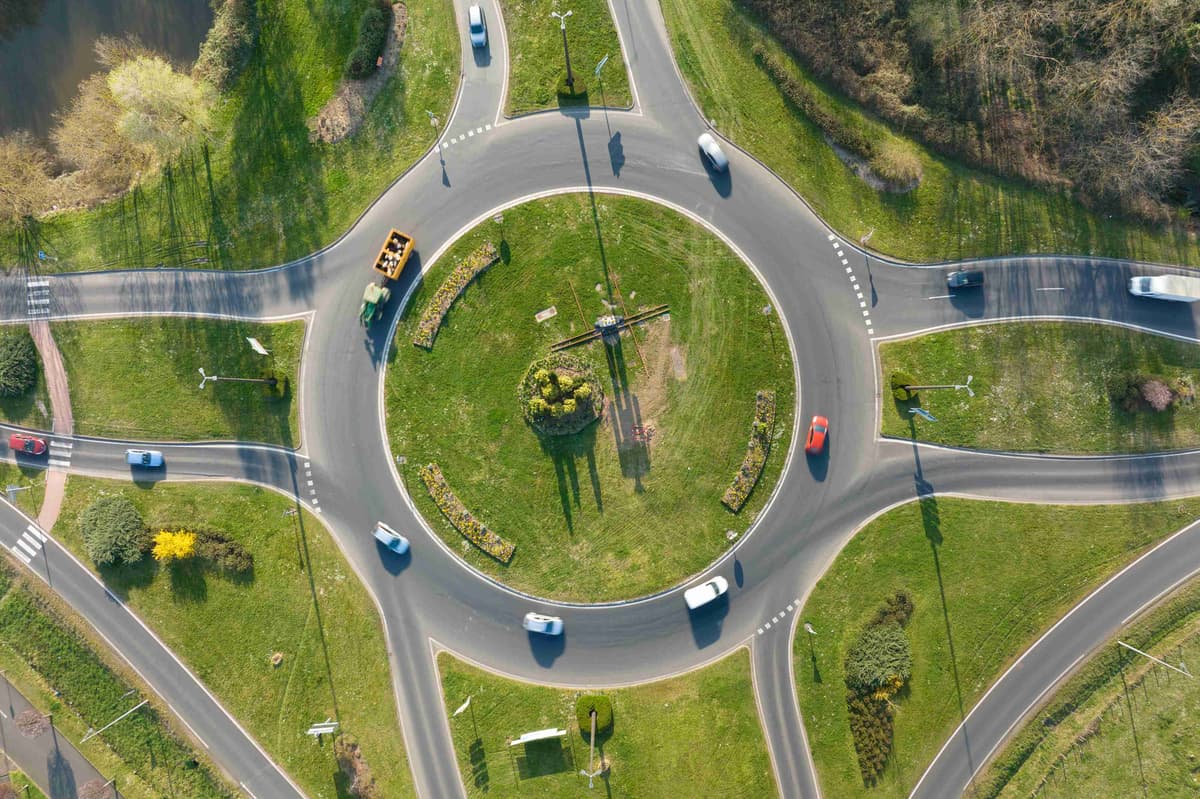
[909,408,938,423]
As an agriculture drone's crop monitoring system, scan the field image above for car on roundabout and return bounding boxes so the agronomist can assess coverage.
[125,449,163,467]
[697,132,729,173]
[373,521,410,555]
[8,433,46,456]
[522,612,564,636]
[805,415,829,455]
[684,575,729,610]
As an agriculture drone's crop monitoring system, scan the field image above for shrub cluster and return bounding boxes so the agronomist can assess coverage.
[152,530,197,563]
[889,371,916,402]
[195,529,254,574]
[193,0,258,91]
[345,0,393,80]
[79,496,147,566]
[721,390,777,512]
[1106,371,1192,413]
[752,45,921,189]
[518,353,604,436]
[0,329,37,397]
[334,734,380,799]
[412,243,500,349]
[575,695,613,736]
[844,591,914,785]
[419,463,515,563]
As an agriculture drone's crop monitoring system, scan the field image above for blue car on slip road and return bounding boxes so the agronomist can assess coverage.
[125,449,164,467]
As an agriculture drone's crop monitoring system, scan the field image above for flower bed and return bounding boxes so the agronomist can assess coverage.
[419,463,515,563]
[721,390,777,512]
[412,242,500,349]
[517,352,605,436]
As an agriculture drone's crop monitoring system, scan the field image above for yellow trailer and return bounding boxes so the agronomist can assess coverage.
[373,229,415,281]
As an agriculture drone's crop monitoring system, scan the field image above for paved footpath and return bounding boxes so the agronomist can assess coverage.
[0,672,119,799]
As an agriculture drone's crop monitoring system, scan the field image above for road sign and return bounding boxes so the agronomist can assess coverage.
[246,337,270,356]
[306,719,339,737]
[594,54,609,77]
[909,408,937,423]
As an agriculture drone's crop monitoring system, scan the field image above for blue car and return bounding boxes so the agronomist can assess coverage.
[125,449,164,467]
[468,5,487,48]
[373,522,410,555]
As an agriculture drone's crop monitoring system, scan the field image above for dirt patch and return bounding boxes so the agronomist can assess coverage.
[604,320,677,454]
[670,346,687,381]
[309,3,409,144]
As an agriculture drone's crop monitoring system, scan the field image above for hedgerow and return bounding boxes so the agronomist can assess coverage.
[721,390,777,512]
[0,330,37,397]
[420,463,515,562]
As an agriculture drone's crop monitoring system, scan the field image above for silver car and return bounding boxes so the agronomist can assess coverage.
[522,612,564,635]
[468,5,487,48]
[697,132,729,172]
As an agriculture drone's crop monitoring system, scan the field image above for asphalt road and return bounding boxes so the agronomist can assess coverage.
[3,1,1200,798]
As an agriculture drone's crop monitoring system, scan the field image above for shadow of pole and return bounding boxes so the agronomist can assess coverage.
[1119,665,1150,797]
[574,117,613,299]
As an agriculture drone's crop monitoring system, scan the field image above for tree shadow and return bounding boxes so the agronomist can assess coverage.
[537,422,601,534]
[166,560,208,603]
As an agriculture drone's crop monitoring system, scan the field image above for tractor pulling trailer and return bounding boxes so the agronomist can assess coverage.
[359,229,415,325]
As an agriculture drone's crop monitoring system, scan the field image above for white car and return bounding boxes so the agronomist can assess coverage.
[522,612,564,636]
[468,5,487,48]
[125,449,164,467]
[697,132,729,172]
[684,576,729,610]
[373,521,410,555]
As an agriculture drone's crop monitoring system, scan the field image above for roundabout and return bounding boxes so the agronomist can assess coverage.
[385,193,795,601]
[2,2,1200,798]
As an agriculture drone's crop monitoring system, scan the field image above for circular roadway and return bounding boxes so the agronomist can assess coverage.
[5,2,1200,798]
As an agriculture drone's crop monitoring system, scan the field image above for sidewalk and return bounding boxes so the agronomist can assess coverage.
[0,674,119,799]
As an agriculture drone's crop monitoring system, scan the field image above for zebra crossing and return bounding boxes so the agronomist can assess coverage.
[10,523,46,565]
[26,278,50,318]
[47,439,72,470]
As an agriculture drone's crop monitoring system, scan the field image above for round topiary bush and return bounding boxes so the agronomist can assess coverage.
[519,353,604,436]
[0,330,37,397]
[889,371,916,402]
[575,695,612,737]
[79,496,148,566]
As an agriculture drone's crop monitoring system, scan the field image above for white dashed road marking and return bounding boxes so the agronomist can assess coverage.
[10,523,48,566]
[1036,287,1065,292]
[757,597,805,635]
[832,238,874,336]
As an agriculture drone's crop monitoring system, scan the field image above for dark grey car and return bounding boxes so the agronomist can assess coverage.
[946,270,984,288]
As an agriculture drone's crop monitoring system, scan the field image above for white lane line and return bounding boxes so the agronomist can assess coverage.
[927,294,954,300]
[9,546,30,565]
[485,124,492,131]
[441,140,449,148]
[467,130,474,137]
[475,126,483,134]
[240,782,259,799]
[862,310,870,317]
[1036,287,1066,292]
[845,266,853,274]
[837,251,844,258]
[867,327,875,335]
[859,301,867,308]
[16,538,37,557]
[27,525,46,542]
[764,622,771,630]
[306,480,313,487]
[757,627,764,635]
[311,498,319,505]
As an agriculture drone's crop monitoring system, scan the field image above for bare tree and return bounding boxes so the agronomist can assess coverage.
[52,73,146,195]
[15,709,48,738]
[77,778,112,799]
[0,132,54,224]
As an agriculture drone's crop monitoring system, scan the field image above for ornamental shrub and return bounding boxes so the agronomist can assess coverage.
[575,695,613,737]
[344,5,390,79]
[79,496,147,566]
[889,371,916,401]
[1107,371,1146,412]
[152,530,197,563]
[0,330,37,397]
[574,383,591,401]
[195,529,253,574]
[845,622,912,695]
[1141,378,1175,412]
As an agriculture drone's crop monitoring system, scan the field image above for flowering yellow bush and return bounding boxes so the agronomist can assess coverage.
[721,391,777,512]
[152,530,197,562]
[420,463,515,562]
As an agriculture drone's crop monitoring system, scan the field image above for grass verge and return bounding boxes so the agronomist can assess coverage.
[501,0,631,114]
[0,461,45,517]
[51,477,414,799]
[796,496,1200,799]
[385,193,795,601]
[879,322,1200,454]
[51,318,304,445]
[660,0,1200,266]
[7,0,458,273]
[978,575,1200,798]
[438,648,773,797]
[0,556,232,798]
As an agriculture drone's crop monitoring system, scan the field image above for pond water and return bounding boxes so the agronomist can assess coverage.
[0,0,214,139]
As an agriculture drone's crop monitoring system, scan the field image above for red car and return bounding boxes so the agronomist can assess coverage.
[805,415,829,455]
[8,433,46,456]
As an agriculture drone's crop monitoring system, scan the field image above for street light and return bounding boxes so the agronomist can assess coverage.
[198,367,277,390]
[903,375,974,398]
[550,10,574,91]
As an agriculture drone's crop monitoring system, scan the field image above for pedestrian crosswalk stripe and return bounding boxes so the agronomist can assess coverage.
[26,525,46,542]
[16,538,37,557]
[10,546,30,565]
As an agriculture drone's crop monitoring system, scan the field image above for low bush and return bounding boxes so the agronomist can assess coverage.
[844,623,912,694]
[889,371,916,401]
[1141,378,1175,412]
[152,530,197,563]
[721,390,777,512]
[195,529,253,574]
[193,0,258,91]
[334,734,380,799]
[412,243,500,349]
[79,496,147,566]
[869,139,923,187]
[556,76,588,98]
[0,330,37,397]
[518,353,604,436]
[419,463,515,562]
[575,695,613,736]
[344,4,392,79]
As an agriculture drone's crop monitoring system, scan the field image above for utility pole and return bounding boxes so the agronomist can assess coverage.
[903,375,974,398]
[197,368,277,390]
[551,11,574,90]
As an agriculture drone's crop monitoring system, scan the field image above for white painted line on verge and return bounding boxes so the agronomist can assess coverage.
[1036,287,1065,292]
[927,294,954,300]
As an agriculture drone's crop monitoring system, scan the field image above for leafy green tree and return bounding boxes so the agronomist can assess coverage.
[79,496,147,566]
[0,330,37,397]
[107,56,216,165]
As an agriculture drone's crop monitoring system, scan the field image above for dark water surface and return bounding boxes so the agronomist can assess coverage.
[0,0,213,138]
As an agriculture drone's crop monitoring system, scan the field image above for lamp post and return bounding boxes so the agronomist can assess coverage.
[551,10,574,91]
[197,368,277,390]
[426,109,440,152]
[903,375,974,398]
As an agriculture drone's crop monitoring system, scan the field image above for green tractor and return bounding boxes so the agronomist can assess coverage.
[359,281,392,326]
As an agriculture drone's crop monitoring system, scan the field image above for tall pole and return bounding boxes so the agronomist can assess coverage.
[551,11,574,90]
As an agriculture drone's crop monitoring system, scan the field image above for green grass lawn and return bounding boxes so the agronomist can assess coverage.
[660,0,1200,266]
[51,478,414,799]
[501,0,631,114]
[385,194,795,601]
[50,318,304,445]
[796,496,1200,799]
[879,322,1200,454]
[439,648,773,798]
[6,0,457,273]
[978,577,1200,799]
[0,461,45,517]
[9,770,48,799]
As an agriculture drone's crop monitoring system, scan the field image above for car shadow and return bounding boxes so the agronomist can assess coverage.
[471,45,491,68]
[376,542,411,575]
[948,287,985,318]
[529,630,566,667]
[806,435,830,481]
[699,150,733,197]
[688,593,729,648]
[130,466,167,485]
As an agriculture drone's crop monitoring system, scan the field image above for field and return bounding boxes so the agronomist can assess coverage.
[880,322,1200,453]
[386,193,795,601]
[796,496,1200,799]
